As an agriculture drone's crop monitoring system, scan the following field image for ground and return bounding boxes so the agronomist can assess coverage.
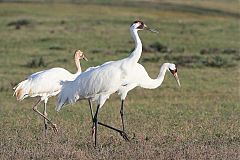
[0,0,239,159]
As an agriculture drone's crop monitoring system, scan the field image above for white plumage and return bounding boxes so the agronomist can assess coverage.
[13,50,87,134]
[56,21,147,110]
[14,68,78,101]
[57,59,128,109]
[56,21,159,146]
[117,63,181,101]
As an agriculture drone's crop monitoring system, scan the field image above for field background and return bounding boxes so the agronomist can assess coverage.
[0,0,239,159]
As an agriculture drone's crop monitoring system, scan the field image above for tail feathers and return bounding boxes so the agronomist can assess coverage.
[13,80,31,101]
[56,81,78,111]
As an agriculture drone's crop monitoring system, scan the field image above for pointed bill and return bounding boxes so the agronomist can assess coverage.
[147,28,159,33]
[174,73,181,87]
[144,26,159,33]
[83,55,88,61]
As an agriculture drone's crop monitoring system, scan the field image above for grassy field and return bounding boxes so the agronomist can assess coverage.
[0,0,239,159]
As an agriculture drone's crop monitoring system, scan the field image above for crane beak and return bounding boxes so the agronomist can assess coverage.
[173,73,181,87]
[144,25,159,33]
[83,55,88,61]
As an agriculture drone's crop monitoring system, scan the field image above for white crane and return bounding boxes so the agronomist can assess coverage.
[56,21,158,146]
[85,62,180,142]
[13,50,88,134]
[115,62,180,134]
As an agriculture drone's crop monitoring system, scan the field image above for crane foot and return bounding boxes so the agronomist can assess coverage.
[120,131,130,141]
[52,123,58,133]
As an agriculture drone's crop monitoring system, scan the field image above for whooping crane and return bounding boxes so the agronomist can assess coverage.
[87,63,180,142]
[56,21,158,146]
[13,50,88,135]
[116,63,180,133]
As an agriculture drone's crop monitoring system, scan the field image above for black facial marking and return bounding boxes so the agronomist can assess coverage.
[137,22,144,29]
[169,68,174,74]
[131,20,145,29]
[169,68,177,75]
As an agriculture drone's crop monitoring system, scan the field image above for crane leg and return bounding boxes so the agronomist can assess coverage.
[120,100,125,132]
[92,104,100,147]
[88,99,94,122]
[43,102,48,136]
[97,100,129,141]
[88,100,129,144]
[97,122,129,141]
[33,98,58,133]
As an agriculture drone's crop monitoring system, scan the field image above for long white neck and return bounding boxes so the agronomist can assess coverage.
[128,29,142,64]
[75,58,82,74]
[140,63,169,89]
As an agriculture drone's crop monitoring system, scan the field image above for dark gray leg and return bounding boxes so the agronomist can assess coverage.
[43,102,48,136]
[120,100,125,132]
[98,122,129,141]
[33,98,58,133]
[88,100,129,144]
[92,104,100,147]
[88,99,94,122]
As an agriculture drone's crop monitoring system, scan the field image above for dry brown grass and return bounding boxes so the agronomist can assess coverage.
[0,0,239,159]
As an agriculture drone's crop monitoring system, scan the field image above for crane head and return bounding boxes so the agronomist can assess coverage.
[168,64,181,87]
[74,50,88,61]
[130,20,159,33]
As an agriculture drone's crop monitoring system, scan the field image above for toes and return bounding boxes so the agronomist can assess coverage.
[123,135,130,141]
[52,124,58,133]
[120,131,130,141]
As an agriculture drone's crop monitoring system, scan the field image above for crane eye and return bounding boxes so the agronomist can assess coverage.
[169,68,176,74]
[137,22,144,29]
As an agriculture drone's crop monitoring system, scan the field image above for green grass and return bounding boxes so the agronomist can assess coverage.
[0,0,239,159]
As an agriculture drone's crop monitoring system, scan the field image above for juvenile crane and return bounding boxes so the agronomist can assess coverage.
[56,21,158,146]
[14,50,88,134]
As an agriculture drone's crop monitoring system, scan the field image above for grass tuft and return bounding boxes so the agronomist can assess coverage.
[25,57,47,68]
[7,19,32,29]
[143,42,172,53]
